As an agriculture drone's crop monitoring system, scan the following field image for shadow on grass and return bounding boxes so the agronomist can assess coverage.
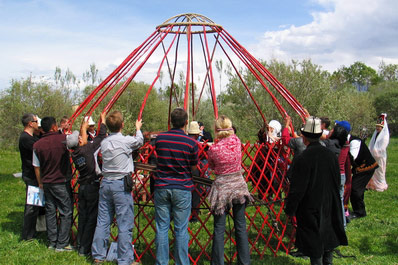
[2,211,24,236]
[358,231,398,257]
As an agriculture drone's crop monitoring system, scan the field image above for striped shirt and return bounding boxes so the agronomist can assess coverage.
[155,128,199,191]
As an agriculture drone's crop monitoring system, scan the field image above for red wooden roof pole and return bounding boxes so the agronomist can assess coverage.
[190,31,195,119]
[104,26,173,113]
[222,29,307,121]
[202,25,218,119]
[216,29,286,120]
[69,30,159,127]
[183,24,192,111]
[214,33,267,124]
[138,28,179,120]
[194,33,220,117]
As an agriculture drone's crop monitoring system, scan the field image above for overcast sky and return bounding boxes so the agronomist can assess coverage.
[1,0,397,90]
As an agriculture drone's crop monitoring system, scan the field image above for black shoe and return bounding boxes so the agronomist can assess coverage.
[189,216,198,223]
[348,213,365,220]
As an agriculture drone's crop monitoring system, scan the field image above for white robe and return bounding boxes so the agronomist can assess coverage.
[367,121,389,191]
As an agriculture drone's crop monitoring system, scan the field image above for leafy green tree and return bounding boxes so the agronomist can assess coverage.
[0,78,74,149]
[378,61,398,81]
[332,61,380,90]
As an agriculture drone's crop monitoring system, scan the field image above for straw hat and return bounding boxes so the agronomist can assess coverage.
[187,121,202,135]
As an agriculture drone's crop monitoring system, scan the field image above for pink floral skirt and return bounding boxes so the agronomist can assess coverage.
[207,171,253,215]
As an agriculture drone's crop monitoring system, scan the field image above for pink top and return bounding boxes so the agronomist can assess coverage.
[208,134,242,175]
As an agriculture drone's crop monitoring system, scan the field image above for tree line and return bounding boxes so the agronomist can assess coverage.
[1,60,397,150]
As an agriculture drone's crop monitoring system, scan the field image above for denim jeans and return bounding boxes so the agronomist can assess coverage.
[154,188,191,265]
[340,174,346,228]
[92,178,134,265]
[43,182,73,248]
[77,182,99,255]
[211,203,250,265]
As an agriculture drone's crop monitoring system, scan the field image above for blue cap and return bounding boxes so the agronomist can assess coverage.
[335,120,351,132]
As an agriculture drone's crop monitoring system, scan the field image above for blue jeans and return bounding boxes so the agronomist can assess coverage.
[211,203,250,265]
[155,188,191,265]
[91,178,134,265]
[340,174,346,228]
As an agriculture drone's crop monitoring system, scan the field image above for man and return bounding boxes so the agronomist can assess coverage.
[320,116,331,139]
[33,117,73,251]
[86,116,97,141]
[19,113,40,240]
[91,111,143,265]
[67,112,107,257]
[348,123,378,219]
[285,116,347,265]
[154,108,199,265]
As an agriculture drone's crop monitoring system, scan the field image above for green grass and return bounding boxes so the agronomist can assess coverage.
[1,138,398,264]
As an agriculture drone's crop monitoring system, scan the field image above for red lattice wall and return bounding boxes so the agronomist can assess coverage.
[70,140,296,264]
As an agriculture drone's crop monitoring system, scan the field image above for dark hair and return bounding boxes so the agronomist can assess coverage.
[257,125,267,144]
[320,117,330,129]
[171,108,188,129]
[21,113,35,127]
[59,116,68,125]
[329,124,348,147]
[106,111,123,132]
[41,117,57,133]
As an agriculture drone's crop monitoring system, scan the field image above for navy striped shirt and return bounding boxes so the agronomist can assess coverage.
[155,128,199,191]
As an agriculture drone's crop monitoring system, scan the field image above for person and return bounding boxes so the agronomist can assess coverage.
[86,116,97,141]
[285,116,347,265]
[367,113,389,192]
[198,121,213,142]
[207,115,252,265]
[281,116,306,157]
[91,111,143,265]
[187,121,208,223]
[267,120,282,143]
[348,125,378,220]
[19,113,40,241]
[320,117,331,140]
[67,112,107,257]
[251,120,283,199]
[59,116,69,134]
[33,117,73,251]
[325,124,350,228]
[154,108,199,265]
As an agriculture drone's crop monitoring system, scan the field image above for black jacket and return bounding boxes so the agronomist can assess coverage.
[285,141,348,258]
[71,124,107,184]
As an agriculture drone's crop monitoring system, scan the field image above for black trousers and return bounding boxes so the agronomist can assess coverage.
[211,203,250,265]
[310,249,333,265]
[350,169,375,216]
[22,177,41,240]
[77,182,100,255]
[43,182,73,248]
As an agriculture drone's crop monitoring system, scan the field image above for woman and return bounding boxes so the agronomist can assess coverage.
[326,124,350,227]
[367,113,389,192]
[207,115,253,265]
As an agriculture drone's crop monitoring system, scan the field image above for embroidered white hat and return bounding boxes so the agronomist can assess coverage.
[301,116,323,138]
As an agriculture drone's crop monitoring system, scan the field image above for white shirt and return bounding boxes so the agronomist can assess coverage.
[101,130,143,179]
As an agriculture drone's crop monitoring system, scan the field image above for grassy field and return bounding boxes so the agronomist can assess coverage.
[1,138,398,264]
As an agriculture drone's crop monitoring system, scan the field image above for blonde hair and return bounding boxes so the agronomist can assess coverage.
[214,115,234,139]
